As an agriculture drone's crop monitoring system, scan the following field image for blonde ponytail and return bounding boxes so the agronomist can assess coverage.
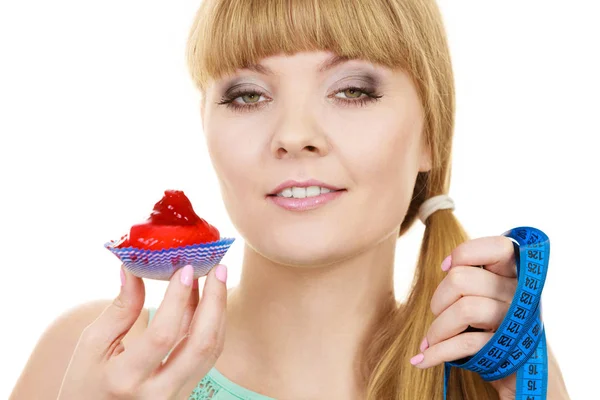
[362,196,499,399]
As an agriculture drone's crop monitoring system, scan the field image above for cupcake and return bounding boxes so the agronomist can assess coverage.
[105,190,234,280]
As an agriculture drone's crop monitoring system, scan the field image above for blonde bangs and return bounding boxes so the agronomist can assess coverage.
[186,0,419,93]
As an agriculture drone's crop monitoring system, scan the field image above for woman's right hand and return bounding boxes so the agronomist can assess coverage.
[57,263,228,400]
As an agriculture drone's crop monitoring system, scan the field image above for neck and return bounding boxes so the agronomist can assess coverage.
[220,233,399,399]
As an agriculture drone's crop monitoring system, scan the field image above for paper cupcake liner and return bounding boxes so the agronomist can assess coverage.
[104,238,235,280]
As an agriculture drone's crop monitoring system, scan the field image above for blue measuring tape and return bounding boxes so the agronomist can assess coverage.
[442,226,549,399]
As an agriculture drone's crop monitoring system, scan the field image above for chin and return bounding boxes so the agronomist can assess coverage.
[247,225,368,268]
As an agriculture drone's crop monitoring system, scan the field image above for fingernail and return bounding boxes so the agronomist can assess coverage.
[420,337,429,352]
[180,265,194,286]
[441,255,452,271]
[192,279,199,289]
[215,264,227,283]
[410,353,425,365]
[120,267,126,287]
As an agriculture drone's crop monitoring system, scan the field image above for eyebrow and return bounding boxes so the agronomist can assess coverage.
[243,54,352,75]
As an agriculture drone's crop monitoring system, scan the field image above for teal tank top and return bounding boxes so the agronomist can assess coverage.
[147,307,275,400]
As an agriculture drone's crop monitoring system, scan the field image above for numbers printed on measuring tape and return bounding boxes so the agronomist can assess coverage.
[442,227,550,400]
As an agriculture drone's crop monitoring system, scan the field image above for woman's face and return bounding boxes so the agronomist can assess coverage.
[201,50,431,267]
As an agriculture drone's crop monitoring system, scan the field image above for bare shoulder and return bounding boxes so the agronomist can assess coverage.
[9,299,150,400]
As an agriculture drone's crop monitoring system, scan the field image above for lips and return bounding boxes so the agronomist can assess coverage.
[267,189,346,211]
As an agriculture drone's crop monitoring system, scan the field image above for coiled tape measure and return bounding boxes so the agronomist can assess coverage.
[443,226,549,399]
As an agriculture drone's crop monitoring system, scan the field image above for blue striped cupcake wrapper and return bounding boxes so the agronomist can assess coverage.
[104,237,235,280]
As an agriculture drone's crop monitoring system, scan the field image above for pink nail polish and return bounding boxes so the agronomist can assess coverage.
[180,265,194,286]
[441,255,452,271]
[120,267,126,287]
[410,353,425,365]
[420,337,429,352]
[215,264,227,283]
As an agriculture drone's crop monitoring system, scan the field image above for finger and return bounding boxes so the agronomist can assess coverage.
[410,332,494,369]
[430,266,517,316]
[426,296,509,347]
[114,265,196,380]
[445,236,517,278]
[176,278,200,342]
[82,267,145,353]
[150,264,227,391]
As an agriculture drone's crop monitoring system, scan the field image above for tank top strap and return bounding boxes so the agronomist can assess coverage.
[144,306,275,399]
[147,306,157,326]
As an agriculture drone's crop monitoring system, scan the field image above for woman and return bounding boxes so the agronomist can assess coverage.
[10,0,570,399]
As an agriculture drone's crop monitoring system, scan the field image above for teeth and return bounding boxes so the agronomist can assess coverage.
[306,186,320,197]
[292,187,306,198]
[276,186,335,198]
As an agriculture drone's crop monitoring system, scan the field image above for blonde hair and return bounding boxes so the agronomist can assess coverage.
[185,0,499,398]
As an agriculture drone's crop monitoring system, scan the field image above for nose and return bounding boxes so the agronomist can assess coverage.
[270,107,330,159]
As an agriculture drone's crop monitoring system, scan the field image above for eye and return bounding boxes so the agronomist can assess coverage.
[331,85,383,108]
[238,92,262,104]
[336,88,364,99]
[216,90,270,113]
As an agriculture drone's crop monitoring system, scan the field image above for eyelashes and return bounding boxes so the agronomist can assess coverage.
[215,85,383,113]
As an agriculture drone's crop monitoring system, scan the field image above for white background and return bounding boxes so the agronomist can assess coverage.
[1,1,598,398]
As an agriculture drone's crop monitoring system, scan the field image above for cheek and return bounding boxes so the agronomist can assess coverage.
[204,116,269,235]
[334,109,423,234]
[339,108,422,190]
[205,116,264,190]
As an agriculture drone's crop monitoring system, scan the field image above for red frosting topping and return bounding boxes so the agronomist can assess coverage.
[116,190,220,250]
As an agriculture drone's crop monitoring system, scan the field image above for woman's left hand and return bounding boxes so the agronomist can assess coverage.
[410,236,519,399]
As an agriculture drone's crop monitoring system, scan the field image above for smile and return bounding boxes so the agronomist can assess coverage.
[267,189,346,211]
[274,186,341,198]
